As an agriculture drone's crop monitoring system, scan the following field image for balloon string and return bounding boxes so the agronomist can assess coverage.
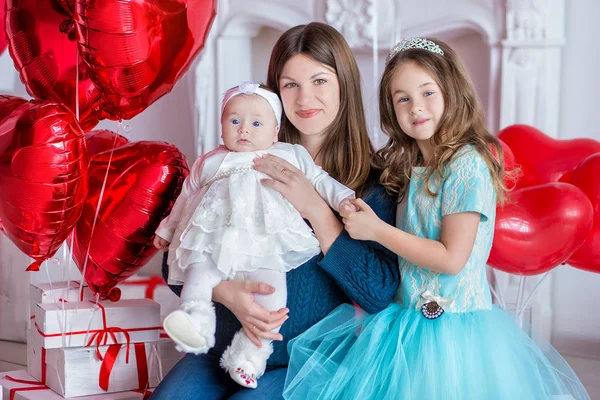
[78,122,122,300]
[75,49,80,121]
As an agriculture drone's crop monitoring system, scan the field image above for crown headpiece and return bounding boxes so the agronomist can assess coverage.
[385,37,444,65]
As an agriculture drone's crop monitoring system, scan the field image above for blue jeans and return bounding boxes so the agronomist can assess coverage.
[150,351,286,400]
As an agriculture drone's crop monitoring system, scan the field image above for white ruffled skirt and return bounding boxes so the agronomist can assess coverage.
[169,171,320,279]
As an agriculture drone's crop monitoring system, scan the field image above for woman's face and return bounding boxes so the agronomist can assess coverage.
[278,54,340,140]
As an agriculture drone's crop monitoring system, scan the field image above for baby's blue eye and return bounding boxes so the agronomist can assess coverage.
[399,97,409,103]
[232,119,240,125]
[424,91,434,96]
[253,121,262,127]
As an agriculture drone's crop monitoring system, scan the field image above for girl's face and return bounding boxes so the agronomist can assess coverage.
[278,54,340,140]
[390,61,445,160]
[221,95,278,152]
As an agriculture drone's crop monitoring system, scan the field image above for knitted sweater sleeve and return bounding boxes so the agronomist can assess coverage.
[317,180,400,314]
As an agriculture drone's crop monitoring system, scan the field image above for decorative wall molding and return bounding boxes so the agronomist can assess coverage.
[325,0,375,48]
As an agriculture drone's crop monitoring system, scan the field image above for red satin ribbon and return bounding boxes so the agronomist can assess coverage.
[120,275,166,299]
[4,375,47,400]
[98,342,149,392]
[85,301,131,363]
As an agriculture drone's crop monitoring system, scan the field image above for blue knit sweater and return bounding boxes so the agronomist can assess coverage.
[162,171,399,367]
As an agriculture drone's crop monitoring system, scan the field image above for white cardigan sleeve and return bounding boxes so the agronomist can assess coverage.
[292,144,355,212]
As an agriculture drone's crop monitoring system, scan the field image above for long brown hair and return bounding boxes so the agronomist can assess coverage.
[267,22,373,193]
[376,38,514,203]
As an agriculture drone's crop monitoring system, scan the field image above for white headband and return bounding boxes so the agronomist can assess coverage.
[221,81,282,127]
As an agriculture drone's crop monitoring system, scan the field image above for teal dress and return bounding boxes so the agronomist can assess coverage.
[283,147,589,400]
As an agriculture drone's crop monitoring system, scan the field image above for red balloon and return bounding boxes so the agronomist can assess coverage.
[0,0,7,54]
[566,153,600,273]
[5,0,102,131]
[0,95,28,122]
[84,129,129,158]
[498,125,600,189]
[70,141,188,300]
[488,182,593,276]
[0,100,88,271]
[74,0,217,121]
[491,138,519,190]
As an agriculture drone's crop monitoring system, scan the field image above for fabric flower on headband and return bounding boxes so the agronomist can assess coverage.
[385,37,444,65]
[239,81,260,94]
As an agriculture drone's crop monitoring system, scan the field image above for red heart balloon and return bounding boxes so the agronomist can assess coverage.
[0,0,7,55]
[5,0,102,131]
[0,95,28,122]
[71,141,188,300]
[74,0,216,121]
[0,99,88,271]
[84,129,129,158]
[566,153,600,273]
[498,125,600,189]
[491,138,518,190]
[488,182,593,275]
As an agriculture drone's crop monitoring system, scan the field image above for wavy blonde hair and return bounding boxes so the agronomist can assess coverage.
[376,38,515,204]
[267,22,374,195]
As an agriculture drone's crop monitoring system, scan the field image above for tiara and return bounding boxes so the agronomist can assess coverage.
[385,37,444,65]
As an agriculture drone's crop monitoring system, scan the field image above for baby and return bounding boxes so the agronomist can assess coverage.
[154,81,355,389]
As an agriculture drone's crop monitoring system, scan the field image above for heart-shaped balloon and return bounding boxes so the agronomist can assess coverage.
[0,0,7,55]
[0,99,88,270]
[0,95,28,122]
[488,182,593,275]
[74,0,216,121]
[70,141,188,300]
[498,125,600,189]
[5,0,102,131]
[566,153,600,273]
[84,129,130,158]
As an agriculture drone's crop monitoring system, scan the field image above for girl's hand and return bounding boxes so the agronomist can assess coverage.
[341,198,385,241]
[253,154,327,220]
[153,235,170,250]
[213,280,289,347]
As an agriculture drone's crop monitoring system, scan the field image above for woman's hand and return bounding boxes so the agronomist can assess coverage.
[253,154,327,220]
[340,198,385,241]
[213,280,289,347]
[153,235,170,250]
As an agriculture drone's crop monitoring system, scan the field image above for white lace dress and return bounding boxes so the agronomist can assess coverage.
[156,143,354,284]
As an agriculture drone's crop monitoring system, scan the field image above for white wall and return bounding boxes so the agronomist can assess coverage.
[552,0,600,359]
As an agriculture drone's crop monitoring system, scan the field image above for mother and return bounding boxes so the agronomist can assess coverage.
[150,22,399,400]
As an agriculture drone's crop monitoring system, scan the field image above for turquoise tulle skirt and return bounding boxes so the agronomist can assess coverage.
[284,304,589,400]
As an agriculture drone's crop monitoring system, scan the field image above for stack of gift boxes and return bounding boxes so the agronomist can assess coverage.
[0,276,183,400]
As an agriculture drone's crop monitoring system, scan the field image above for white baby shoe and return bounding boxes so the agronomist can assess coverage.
[163,301,216,354]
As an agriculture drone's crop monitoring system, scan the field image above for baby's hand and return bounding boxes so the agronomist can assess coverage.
[153,235,170,250]
[339,198,358,213]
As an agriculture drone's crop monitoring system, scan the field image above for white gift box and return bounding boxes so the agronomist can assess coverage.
[28,281,96,328]
[118,275,179,321]
[28,328,166,397]
[0,370,154,399]
[33,299,160,349]
[154,338,184,377]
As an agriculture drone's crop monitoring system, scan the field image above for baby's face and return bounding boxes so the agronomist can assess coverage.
[221,95,278,152]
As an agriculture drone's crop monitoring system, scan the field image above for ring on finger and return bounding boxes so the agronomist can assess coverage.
[250,325,256,332]
[280,168,287,175]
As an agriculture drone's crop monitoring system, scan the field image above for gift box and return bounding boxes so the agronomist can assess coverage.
[118,275,179,321]
[27,328,163,397]
[33,299,160,349]
[154,338,184,378]
[28,282,96,327]
[0,370,153,400]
